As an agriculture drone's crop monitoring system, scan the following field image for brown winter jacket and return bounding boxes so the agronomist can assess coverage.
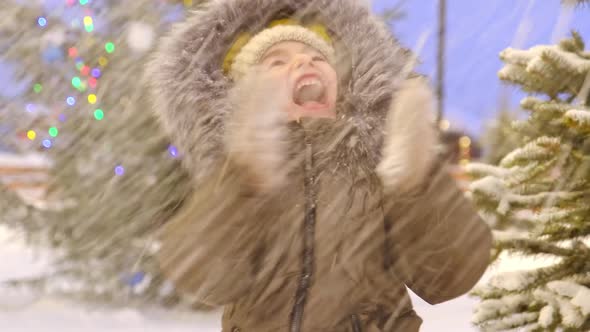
[146,0,493,331]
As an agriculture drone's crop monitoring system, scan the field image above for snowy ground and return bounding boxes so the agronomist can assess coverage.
[0,225,546,332]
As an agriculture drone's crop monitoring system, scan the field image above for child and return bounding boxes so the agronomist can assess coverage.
[146,0,492,331]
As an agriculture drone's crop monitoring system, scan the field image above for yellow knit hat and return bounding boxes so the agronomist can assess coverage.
[223,19,335,80]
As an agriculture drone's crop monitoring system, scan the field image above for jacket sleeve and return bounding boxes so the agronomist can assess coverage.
[383,160,493,305]
[156,162,280,306]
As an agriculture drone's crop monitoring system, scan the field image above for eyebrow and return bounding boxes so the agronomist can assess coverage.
[260,45,323,63]
[302,45,321,55]
[261,49,287,62]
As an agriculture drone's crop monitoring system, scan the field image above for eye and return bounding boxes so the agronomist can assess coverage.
[270,60,286,67]
[312,56,326,62]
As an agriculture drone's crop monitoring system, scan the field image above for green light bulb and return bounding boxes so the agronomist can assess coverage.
[94,109,104,120]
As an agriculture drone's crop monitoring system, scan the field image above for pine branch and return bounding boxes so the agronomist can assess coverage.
[562,0,590,7]
[496,238,573,257]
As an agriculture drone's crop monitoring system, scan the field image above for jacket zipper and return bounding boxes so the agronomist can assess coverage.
[289,131,316,332]
[350,314,362,332]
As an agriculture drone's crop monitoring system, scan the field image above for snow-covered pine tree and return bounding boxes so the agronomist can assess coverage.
[479,108,525,167]
[467,32,590,331]
[0,0,207,307]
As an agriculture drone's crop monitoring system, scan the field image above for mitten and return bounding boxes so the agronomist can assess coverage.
[224,69,292,192]
[377,77,439,195]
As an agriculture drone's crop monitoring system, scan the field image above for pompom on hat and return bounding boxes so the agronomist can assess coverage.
[223,19,336,80]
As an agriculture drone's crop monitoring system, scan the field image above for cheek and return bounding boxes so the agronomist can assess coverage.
[322,66,338,98]
[329,79,338,99]
[255,64,289,78]
[270,66,291,79]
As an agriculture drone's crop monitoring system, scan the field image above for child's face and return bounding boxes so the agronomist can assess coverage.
[258,41,338,121]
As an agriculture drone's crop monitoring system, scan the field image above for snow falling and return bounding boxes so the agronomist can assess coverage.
[2,0,590,331]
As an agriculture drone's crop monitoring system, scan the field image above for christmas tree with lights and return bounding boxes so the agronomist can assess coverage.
[467,31,590,331]
[0,0,207,307]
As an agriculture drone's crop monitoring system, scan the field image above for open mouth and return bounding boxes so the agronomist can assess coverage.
[292,74,328,109]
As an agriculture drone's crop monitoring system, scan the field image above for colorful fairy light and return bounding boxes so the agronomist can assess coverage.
[98,57,108,66]
[91,68,101,78]
[94,109,104,120]
[168,145,179,158]
[83,16,93,26]
[114,165,125,176]
[37,17,47,27]
[25,104,37,113]
[58,114,67,122]
[27,130,36,140]
[66,96,76,106]
[68,47,78,57]
[88,77,97,88]
[459,136,471,148]
[33,83,42,93]
[42,139,52,148]
[439,119,450,131]
[72,76,82,88]
[80,0,89,5]
[73,80,83,92]
[48,127,59,137]
[458,135,472,167]
[105,42,115,53]
[88,94,97,104]
[81,65,90,76]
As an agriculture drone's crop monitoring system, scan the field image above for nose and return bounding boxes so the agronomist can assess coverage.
[291,53,314,69]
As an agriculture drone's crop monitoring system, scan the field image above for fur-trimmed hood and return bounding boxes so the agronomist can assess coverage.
[145,0,416,184]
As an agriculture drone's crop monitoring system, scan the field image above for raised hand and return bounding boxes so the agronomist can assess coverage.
[224,68,293,192]
[376,77,439,195]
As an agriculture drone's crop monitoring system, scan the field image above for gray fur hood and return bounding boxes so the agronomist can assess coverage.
[146,0,417,184]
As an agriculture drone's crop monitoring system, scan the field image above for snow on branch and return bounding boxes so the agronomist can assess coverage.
[472,293,532,324]
[535,46,590,75]
[498,36,590,98]
[496,238,573,257]
[533,287,585,328]
[470,175,580,215]
[480,312,539,331]
[521,97,575,114]
[538,304,556,328]
[515,207,575,224]
[492,229,529,242]
[465,162,510,178]
[501,45,590,76]
[490,270,539,291]
[500,137,560,167]
[564,109,590,131]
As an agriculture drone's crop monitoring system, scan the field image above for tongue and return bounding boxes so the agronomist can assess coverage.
[294,85,325,106]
